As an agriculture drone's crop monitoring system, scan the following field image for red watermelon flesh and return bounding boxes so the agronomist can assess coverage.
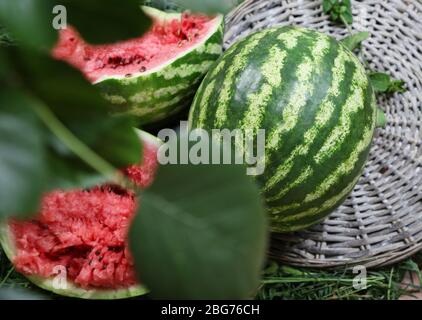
[123,140,159,188]
[52,13,213,83]
[8,138,159,290]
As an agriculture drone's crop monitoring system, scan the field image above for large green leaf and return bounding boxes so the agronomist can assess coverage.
[0,0,152,49]
[44,149,108,190]
[8,47,142,169]
[57,0,152,44]
[0,0,57,50]
[0,90,46,219]
[142,0,181,11]
[0,48,10,83]
[130,140,268,299]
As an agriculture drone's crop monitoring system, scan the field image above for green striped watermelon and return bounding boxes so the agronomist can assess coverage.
[53,6,224,125]
[189,26,380,233]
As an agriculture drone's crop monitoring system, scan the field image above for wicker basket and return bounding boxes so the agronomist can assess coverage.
[224,0,422,268]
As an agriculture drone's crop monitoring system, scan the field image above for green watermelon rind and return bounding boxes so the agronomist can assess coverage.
[96,6,225,125]
[0,130,163,299]
[134,128,163,148]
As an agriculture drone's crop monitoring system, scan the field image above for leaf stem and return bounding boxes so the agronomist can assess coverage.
[0,267,15,286]
[341,16,353,35]
[376,107,387,128]
[32,102,118,181]
[387,267,394,300]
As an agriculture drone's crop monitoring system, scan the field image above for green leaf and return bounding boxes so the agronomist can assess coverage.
[7,47,142,169]
[340,31,370,51]
[322,0,353,25]
[0,0,57,50]
[323,0,334,13]
[44,150,108,190]
[387,79,406,93]
[340,10,353,25]
[56,0,152,44]
[130,140,268,299]
[172,0,241,13]
[0,90,47,219]
[369,72,390,92]
[369,72,407,94]
[0,48,10,82]
[0,47,19,89]
[343,0,352,9]
[0,0,152,49]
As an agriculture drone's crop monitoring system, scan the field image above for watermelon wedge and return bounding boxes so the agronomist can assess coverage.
[0,130,161,299]
[53,6,224,125]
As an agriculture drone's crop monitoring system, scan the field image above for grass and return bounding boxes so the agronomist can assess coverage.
[257,254,422,300]
[2,246,422,300]
[0,248,36,291]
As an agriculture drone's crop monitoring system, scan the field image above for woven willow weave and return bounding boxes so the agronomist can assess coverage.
[224,0,422,268]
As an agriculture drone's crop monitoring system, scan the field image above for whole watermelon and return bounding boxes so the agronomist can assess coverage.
[189,26,379,232]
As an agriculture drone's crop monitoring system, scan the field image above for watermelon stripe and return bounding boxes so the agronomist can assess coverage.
[196,42,224,55]
[103,94,127,104]
[271,123,374,215]
[158,60,217,80]
[188,44,239,125]
[314,56,368,164]
[129,82,191,104]
[269,165,313,200]
[129,89,193,117]
[129,79,201,110]
[263,37,333,192]
[265,35,331,153]
[209,59,226,79]
[275,171,362,227]
[241,46,287,133]
[277,28,306,49]
[264,57,361,212]
[155,100,192,121]
[264,47,349,198]
[214,29,277,127]
[197,79,217,128]
[304,119,375,202]
[188,43,243,127]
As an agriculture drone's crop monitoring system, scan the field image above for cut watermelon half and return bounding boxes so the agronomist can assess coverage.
[0,130,162,299]
[52,6,224,125]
